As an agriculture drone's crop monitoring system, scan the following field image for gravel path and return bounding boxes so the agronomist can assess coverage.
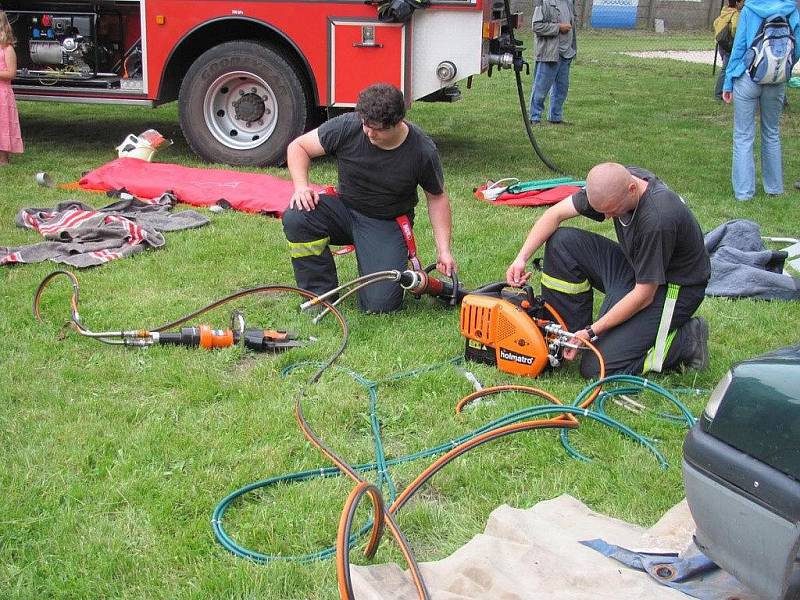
[622,50,718,64]
[622,50,799,74]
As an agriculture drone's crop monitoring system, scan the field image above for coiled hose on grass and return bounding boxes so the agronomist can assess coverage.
[212,342,694,599]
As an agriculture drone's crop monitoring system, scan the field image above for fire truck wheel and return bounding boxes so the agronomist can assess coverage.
[179,41,308,167]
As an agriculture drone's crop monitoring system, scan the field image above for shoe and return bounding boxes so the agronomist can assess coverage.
[529,120,542,126]
[547,120,572,126]
[794,180,800,191]
[681,317,709,371]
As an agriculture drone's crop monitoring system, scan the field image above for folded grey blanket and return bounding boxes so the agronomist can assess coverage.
[1,193,209,268]
[704,219,800,300]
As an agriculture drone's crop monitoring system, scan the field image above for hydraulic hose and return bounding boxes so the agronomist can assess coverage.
[213,355,690,598]
[456,337,605,413]
[302,270,403,323]
[56,265,686,598]
[559,374,696,462]
[217,342,607,600]
[33,270,350,382]
[293,361,431,599]
[503,0,563,174]
[300,270,401,312]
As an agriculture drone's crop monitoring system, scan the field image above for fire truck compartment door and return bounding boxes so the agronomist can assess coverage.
[329,20,406,106]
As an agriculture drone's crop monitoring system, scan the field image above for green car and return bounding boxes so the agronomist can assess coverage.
[683,344,800,600]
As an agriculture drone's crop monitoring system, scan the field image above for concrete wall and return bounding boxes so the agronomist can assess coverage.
[510,0,724,31]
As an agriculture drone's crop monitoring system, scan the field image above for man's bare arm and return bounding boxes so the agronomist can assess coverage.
[424,190,457,276]
[287,129,326,211]
[506,196,579,286]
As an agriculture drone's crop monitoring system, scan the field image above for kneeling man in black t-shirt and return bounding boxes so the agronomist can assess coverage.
[283,84,456,313]
[506,162,711,378]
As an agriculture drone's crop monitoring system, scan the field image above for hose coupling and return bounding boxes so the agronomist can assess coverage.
[487,52,514,68]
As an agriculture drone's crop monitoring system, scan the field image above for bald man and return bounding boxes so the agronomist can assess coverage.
[506,163,711,378]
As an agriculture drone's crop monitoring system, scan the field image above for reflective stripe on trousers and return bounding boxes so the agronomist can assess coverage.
[289,237,330,259]
[643,283,680,373]
[541,272,591,295]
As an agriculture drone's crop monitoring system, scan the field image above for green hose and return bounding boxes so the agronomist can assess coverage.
[212,365,688,564]
[559,375,696,462]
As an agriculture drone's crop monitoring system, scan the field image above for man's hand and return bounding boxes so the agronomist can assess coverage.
[436,250,457,277]
[722,91,732,104]
[558,23,572,33]
[289,187,320,211]
[562,328,590,361]
[506,258,531,287]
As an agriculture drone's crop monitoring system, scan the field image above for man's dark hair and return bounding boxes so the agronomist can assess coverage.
[727,0,737,6]
[355,84,406,128]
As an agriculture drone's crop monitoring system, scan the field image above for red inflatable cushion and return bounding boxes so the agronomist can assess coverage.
[78,158,326,217]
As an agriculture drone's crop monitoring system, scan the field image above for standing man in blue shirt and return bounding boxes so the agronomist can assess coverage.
[529,0,577,125]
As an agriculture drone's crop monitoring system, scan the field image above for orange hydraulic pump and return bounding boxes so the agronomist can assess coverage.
[459,287,572,378]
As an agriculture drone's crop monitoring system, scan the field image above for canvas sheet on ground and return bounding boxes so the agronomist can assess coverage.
[351,494,758,600]
[77,157,326,217]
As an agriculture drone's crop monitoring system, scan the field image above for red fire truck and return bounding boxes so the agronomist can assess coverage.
[6,1,519,166]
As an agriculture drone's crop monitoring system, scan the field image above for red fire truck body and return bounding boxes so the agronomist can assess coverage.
[6,1,517,165]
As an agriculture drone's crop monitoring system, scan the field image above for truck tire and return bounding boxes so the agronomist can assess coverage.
[178,41,308,167]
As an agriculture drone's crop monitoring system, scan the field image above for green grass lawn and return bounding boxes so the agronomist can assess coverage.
[1,31,799,599]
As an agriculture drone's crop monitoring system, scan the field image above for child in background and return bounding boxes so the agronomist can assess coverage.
[713,0,744,100]
[0,11,23,165]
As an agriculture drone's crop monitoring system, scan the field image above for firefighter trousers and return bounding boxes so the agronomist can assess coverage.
[540,227,706,378]
[282,194,409,312]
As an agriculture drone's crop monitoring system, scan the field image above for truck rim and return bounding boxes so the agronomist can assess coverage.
[203,71,278,150]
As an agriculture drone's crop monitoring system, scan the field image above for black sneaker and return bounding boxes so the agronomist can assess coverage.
[681,317,709,371]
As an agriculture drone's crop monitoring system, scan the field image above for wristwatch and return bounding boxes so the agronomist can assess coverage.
[586,327,599,342]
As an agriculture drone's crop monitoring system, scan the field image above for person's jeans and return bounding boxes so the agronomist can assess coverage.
[714,51,729,100]
[529,57,572,122]
[732,75,785,200]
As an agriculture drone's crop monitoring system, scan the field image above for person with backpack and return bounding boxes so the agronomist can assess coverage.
[714,0,744,100]
[722,0,800,201]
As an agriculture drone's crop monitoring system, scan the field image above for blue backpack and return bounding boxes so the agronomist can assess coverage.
[745,15,796,84]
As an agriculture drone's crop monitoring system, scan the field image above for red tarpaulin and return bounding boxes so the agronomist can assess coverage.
[78,158,327,217]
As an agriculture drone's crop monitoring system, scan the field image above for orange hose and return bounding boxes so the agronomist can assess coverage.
[389,417,577,514]
[336,482,386,600]
[324,323,606,598]
[295,386,430,600]
[543,301,568,331]
[456,384,564,413]
[577,338,604,408]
